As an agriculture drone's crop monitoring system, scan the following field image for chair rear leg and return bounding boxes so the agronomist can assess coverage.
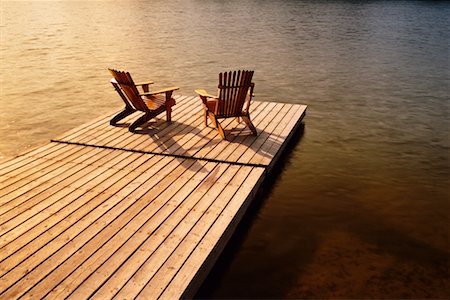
[110,108,135,126]
[129,114,150,132]
[242,115,257,135]
[216,121,226,139]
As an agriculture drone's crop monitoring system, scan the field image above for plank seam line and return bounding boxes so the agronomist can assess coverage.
[49,140,268,169]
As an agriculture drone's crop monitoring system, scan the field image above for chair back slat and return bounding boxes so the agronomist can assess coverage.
[109,68,147,112]
[231,71,239,114]
[217,70,253,117]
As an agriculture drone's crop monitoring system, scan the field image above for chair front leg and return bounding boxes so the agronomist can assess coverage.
[242,115,257,135]
[203,106,208,126]
[206,112,225,139]
[207,111,218,129]
[165,91,174,122]
[166,107,172,122]
[199,96,210,127]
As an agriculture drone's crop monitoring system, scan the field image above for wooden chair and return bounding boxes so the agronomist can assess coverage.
[195,70,257,139]
[109,68,179,132]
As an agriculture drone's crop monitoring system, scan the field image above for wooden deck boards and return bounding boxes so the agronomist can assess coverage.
[0,96,306,299]
[52,96,307,167]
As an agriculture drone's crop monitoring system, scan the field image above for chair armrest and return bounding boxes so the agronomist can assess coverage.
[140,86,179,97]
[134,81,154,86]
[110,79,154,86]
[195,89,218,99]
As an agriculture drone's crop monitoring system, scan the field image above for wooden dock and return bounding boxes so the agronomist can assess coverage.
[0,95,306,299]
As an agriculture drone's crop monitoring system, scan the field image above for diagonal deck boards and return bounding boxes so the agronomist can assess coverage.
[52,96,307,167]
[0,95,306,299]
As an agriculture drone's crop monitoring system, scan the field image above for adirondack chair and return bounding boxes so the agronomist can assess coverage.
[109,68,179,132]
[195,70,257,139]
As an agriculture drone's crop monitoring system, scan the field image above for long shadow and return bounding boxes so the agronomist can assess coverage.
[136,118,281,167]
[130,119,211,173]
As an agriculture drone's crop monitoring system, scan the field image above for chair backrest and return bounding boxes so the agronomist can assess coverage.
[109,68,147,112]
[217,70,254,117]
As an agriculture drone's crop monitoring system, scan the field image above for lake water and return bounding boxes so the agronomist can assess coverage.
[1,0,448,298]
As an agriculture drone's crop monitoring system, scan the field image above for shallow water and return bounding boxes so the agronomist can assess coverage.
[1,0,449,298]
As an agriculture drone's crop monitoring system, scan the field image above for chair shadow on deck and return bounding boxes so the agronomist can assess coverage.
[134,117,288,165]
[134,120,204,151]
[109,103,298,167]
[133,118,211,174]
[208,122,291,164]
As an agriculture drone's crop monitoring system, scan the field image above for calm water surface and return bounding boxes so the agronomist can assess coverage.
[1,1,449,298]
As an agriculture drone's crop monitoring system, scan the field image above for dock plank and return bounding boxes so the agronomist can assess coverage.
[0,155,179,299]
[0,143,66,177]
[23,158,193,299]
[0,95,306,299]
